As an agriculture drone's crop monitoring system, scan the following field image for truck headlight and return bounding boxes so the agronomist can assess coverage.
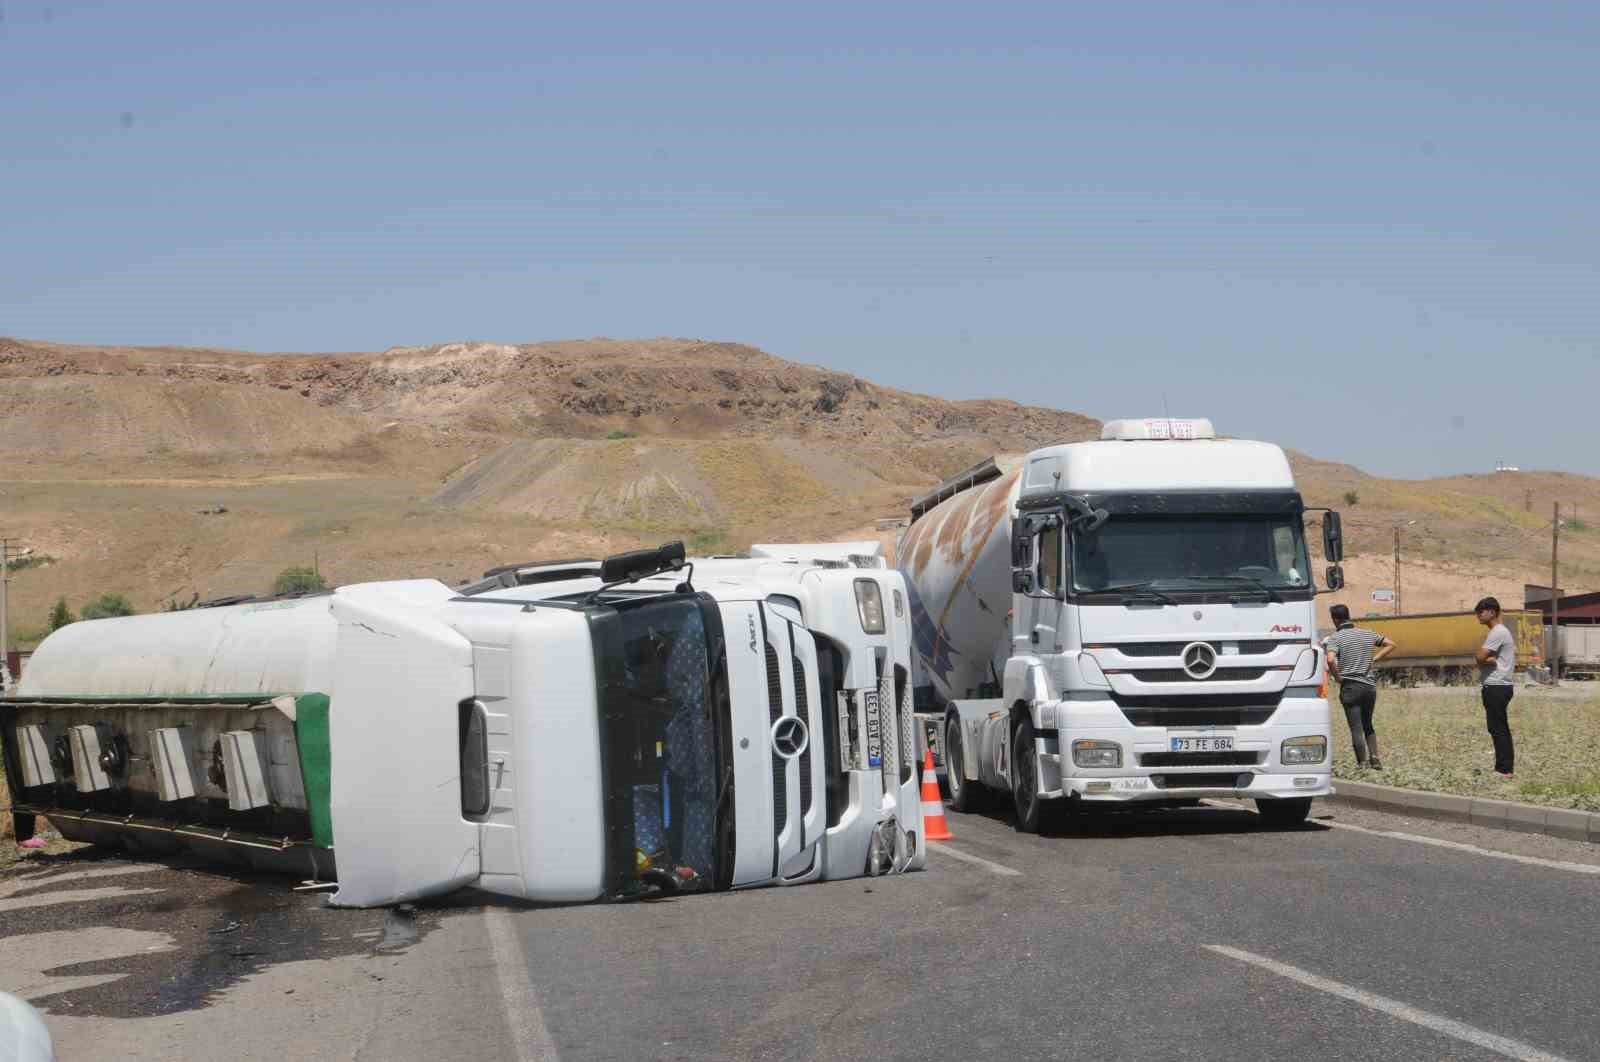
[1072,739,1121,768]
[1281,736,1327,765]
[854,579,886,634]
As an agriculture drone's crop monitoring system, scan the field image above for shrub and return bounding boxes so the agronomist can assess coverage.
[81,593,135,620]
[1342,490,1360,507]
[273,566,328,596]
[605,429,636,440]
[47,598,75,631]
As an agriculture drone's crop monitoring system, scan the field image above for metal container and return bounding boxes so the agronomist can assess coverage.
[1352,609,1545,673]
[897,465,1023,707]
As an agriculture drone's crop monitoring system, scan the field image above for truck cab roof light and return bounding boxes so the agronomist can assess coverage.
[1100,418,1217,441]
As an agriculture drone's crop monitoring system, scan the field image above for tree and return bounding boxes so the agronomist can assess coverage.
[81,593,135,620]
[47,598,75,631]
[273,566,328,596]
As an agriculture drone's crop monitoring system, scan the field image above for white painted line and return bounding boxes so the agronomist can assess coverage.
[1204,945,1571,1062]
[927,841,1022,877]
[486,908,561,1062]
[1204,799,1600,877]
[1320,819,1600,876]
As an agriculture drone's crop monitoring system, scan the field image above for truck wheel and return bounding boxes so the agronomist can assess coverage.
[1254,797,1312,827]
[944,715,981,813]
[1011,717,1043,833]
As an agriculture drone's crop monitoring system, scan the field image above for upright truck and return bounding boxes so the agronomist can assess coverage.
[900,418,1343,830]
[2,542,925,906]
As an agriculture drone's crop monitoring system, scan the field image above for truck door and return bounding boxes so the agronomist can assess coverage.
[1021,514,1065,655]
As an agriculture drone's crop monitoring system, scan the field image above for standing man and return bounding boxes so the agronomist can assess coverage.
[1474,596,1517,777]
[1323,604,1396,769]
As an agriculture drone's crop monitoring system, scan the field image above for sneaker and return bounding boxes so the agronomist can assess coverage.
[1495,770,1514,778]
[1368,757,1383,771]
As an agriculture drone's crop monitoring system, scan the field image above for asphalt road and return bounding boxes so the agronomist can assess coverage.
[6,798,1598,1061]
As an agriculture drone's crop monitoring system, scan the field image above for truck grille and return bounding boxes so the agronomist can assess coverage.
[1107,640,1286,657]
[896,663,915,785]
[1126,668,1269,683]
[791,651,813,820]
[1150,772,1252,789]
[876,654,899,794]
[766,643,786,839]
[1112,691,1281,728]
[1139,751,1262,767]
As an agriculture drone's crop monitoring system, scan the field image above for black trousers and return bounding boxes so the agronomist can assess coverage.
[1481,684,1515,774]
[1338,682,1378,763]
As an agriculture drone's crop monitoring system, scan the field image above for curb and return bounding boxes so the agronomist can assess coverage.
[1331,779,1600,844]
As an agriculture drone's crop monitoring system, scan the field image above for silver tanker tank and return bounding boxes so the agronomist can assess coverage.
[897,458,1023,708]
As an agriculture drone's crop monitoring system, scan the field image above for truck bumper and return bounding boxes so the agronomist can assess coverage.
[1036,697,1334,803]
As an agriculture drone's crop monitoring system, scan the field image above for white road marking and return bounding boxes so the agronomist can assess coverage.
[486,908,561,1062]
[1320,819,1600,876]
[1204,945,1571,1062]
[1204,799,1600,877]
[0,886,164,914]
[927,841,1022,877]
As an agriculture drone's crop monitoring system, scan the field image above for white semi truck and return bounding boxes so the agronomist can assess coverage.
[899,418,1344,830]
[2,542,925,907]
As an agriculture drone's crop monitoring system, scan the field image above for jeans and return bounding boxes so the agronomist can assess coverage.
[1481,684,1515,774]
[1339,682,1379,764]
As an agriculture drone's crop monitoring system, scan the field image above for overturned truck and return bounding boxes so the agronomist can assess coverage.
[2,543,925,906]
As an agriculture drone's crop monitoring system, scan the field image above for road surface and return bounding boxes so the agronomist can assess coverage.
[4,798,1597,1061]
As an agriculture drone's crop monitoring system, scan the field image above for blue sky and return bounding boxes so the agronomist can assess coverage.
[4,1,1597,478]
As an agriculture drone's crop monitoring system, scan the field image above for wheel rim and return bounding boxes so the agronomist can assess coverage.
[1014,728,1035,813]
[946,725,964,798]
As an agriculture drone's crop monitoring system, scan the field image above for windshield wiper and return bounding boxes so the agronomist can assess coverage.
[1183,575,1284,602]
[1093,581,1178,604]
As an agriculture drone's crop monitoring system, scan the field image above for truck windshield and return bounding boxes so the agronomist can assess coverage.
[1072,515,1311,594]
[591,595,729,892]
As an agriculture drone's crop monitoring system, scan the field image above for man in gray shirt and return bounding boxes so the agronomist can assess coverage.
[1474,596,1517,777]
[1324,604,1396,769]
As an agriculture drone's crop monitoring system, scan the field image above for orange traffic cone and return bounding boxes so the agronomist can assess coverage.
[920,746,954,841]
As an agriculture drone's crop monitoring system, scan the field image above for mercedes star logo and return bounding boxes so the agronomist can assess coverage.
[1181,641,1218,679]
[771,716,809,760]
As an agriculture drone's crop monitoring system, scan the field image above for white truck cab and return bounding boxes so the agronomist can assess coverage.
[900,419,1344,830]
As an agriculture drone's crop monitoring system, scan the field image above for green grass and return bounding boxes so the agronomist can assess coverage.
[1332,684,1600,811]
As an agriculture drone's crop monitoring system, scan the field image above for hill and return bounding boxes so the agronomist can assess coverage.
[0,335,1593,642]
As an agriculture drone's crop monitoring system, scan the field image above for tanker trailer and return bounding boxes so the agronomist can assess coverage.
[900,419,1342,831]
[2,542,926,906]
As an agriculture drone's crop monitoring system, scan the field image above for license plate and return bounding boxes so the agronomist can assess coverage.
[1170,735,1235,752]
[863,690,882,767]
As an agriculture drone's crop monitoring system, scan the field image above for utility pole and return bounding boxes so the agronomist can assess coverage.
[1551,502,1561,683]
[1393,527,1402,616]
[1,538,13,692]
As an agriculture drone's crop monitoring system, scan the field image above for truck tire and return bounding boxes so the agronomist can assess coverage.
[944,714,982,813]
[1254,797,1312,827]
[1011,717,1043,833]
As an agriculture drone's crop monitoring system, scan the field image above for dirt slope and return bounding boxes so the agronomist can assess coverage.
[0,334,1594,643]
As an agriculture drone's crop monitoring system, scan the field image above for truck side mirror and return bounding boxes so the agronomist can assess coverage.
[1325,564,1345,591]
[1011,527,1034,569]
[1322,512,1344,562]
[1012,569,1034,594]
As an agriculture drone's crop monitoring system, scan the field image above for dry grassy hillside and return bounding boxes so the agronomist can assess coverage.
[1,334,1594,644]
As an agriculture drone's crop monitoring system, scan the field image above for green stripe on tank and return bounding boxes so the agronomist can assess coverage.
[293,693,335,849]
